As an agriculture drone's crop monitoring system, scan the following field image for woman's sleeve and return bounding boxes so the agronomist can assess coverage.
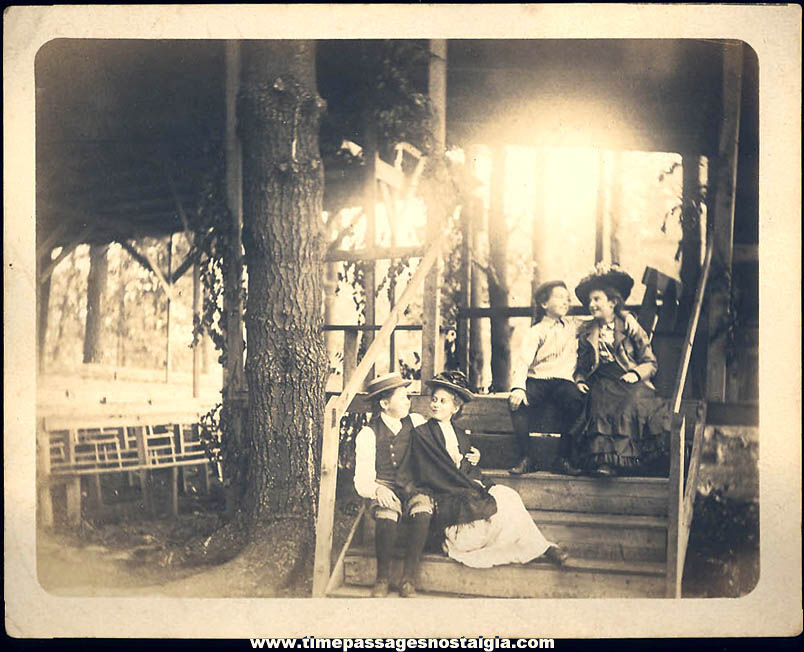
[624,314,658,380]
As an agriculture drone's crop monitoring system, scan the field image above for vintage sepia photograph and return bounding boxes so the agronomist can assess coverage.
[4,4,801,641]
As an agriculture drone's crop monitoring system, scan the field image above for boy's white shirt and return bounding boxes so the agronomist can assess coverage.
[511,315,581,391]
[353,411,427,499]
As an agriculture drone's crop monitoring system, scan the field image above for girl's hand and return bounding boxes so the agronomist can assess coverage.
[576,382,590,394]
[620,371,639,384]
[508,389,527,410]
[465,447,481,466]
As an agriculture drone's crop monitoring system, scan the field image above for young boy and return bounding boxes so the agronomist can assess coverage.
[508,280,586,476]
[353,372,432,597]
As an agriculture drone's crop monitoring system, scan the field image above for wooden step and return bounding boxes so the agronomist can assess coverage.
[358,510,666,563]
[486,470,669,516]
[343,548,666,598]
[531,510,667,562]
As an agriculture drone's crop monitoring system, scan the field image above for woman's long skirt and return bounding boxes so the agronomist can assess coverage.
[442,484,554,568]
[579,362,671,473]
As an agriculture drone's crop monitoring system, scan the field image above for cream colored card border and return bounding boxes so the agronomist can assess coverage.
[4,3,802,639]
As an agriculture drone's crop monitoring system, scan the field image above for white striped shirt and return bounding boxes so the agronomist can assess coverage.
[512,316,579,388]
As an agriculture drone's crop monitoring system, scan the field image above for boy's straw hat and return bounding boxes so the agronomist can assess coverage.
[365,372,411,399]
[424,370,474,402]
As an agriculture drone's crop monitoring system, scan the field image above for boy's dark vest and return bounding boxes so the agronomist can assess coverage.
[369,413,414,484]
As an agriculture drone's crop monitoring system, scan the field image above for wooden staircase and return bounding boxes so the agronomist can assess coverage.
[329,465,671,599]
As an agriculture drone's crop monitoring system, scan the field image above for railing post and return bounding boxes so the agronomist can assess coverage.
[313,399,340,596]
[666,413,685,598]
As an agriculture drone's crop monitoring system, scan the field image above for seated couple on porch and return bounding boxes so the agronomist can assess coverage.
[354,370,568,598]
[508,264,671,479]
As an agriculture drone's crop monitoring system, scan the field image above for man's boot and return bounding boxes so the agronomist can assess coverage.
[372,518,396,597]
[399,512,431,597]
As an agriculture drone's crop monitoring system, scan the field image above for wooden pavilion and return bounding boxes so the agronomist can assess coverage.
[35,38,759,598]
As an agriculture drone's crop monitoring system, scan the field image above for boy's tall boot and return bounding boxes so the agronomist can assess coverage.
[372,518,396,597]
[399,512,432,597]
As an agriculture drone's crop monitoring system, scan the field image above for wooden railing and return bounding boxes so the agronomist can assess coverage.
[312,234,447,596]
[665,240,714,597]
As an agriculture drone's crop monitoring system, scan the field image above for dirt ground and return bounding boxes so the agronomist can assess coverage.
[37,469,360,598]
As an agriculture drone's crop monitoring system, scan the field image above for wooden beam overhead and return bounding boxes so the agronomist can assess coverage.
[324,245,424,263]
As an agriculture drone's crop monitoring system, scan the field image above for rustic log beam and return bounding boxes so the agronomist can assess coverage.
[119,239,174,300]
[706,43,743,401]
[324,245,424,263]
[39,225,94,283]
[421,38,447,383]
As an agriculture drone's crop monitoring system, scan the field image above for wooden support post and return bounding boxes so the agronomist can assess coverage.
[665,413,686,598]
[363,127,378,380]
[170,467,180,518]
[165,235,173,384]
[201,462,211,494]
[706,43,743,402]
[531,147,547,305]
[192,258,201,398]
[342,329,359,386]
[37,424,54,528]
[457,198,473,376]
[64,430,81,525]
[487,145,511,392]
[467,146,486,391]
[609,151,623,265]
[88,474,103,513]
[37,250,52,376]
[594,150,607,264]
[136,426,154,517]
[223,40,245,395]
[421,38,447,383]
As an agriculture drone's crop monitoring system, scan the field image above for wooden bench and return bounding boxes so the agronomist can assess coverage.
[37,410,218,526]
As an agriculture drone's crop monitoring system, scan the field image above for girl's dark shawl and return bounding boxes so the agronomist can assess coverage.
[410,419,497,529]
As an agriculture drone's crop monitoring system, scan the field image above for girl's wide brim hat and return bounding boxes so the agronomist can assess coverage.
[365,372,411,399]
[575,264,635,305]
[424,370,474,402]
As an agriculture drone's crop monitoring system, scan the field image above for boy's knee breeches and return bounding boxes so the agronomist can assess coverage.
[371,485,434,522]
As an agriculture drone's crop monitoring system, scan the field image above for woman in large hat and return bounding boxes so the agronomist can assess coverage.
[409,370,568,569]
[573,263,671,477]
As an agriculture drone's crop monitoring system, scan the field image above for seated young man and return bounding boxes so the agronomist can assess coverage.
[508,280,587,475]
[353,372,432,598]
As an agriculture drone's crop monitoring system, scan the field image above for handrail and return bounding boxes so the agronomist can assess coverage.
[665,240,714,597]
[312,232,447,597]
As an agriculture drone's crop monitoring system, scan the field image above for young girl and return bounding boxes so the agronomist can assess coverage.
[573,264,671,477]
[509,280,586,475]
[410,371,569,569]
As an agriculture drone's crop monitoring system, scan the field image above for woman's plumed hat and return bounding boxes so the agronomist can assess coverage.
[425,370,474,402]
[575,263,634,305]
[533,280,568,306]
[365,372,411,399]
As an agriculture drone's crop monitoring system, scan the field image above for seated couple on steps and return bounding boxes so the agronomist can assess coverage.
[354,369,568,599]
[508,264,672,479]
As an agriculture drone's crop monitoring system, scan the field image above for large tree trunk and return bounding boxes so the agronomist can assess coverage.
[487,145,511,392]
[238,40,328,588]
[83,243,108,363]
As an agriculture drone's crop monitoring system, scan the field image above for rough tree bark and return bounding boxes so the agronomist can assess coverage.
[487,145,511,392]
[237,40,328,588]
[83,243,108,363]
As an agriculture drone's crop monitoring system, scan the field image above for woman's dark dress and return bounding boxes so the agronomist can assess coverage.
[575,313,671,474]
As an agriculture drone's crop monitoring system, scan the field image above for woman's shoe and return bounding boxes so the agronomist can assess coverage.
[544,545,569,567]
[509,457,534,475]
[552,458,583,476]
[591,463,617,478]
